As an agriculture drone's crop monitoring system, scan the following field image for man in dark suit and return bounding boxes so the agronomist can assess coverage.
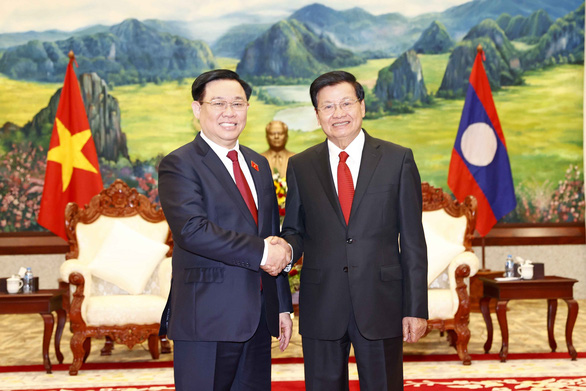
[280,71,428,390]
[158,69,293,390]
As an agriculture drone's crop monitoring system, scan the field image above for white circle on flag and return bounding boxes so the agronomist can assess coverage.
[460,122,497,166]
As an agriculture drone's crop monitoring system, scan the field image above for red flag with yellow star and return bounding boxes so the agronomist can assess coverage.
[38,53,103,240]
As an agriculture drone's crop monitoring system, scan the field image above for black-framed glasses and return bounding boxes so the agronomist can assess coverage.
[201,100,249,111]
[317,99,360,115]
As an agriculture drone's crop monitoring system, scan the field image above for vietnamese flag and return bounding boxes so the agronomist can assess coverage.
[38,52,103,240]
[448,46,516,237]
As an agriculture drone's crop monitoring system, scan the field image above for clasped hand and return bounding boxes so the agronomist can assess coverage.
[262,236,291,276]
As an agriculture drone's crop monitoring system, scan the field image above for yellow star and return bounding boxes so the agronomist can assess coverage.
[47,118,98,192]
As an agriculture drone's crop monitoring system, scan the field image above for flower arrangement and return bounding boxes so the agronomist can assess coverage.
[273,173,287,218]
[288,263,302,294]
[271,173,301,293]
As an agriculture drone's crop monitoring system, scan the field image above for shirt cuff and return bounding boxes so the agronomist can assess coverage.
[283,243,294,272]
[260,238,269,266]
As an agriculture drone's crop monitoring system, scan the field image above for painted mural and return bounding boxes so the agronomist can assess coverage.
[0,0,584,232]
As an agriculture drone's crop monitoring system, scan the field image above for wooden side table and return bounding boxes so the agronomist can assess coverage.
[479,276,578,362]
[0,289,67,373]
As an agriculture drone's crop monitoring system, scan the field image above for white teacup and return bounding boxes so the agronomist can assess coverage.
[7,276,23,294]
[518,264,534,280]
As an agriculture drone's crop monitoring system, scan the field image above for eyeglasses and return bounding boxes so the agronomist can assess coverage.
[317,99,360,115]
[201,100,249,111]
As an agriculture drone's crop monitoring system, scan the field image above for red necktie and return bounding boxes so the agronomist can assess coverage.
[338,151,354,225]
[227,150,258,225]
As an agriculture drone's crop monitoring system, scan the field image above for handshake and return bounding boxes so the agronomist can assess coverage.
[261,236,292,276]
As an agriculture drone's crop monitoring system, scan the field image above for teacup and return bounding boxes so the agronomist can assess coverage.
[7,276,23,294]
[518,264,534,280]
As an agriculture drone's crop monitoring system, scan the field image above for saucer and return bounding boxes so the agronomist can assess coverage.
[494,276,521,281]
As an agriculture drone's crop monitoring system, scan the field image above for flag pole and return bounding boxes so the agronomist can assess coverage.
[477,43,487,271]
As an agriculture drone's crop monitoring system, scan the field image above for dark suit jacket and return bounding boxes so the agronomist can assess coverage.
[158,133,292,342]
[282,131,428,341]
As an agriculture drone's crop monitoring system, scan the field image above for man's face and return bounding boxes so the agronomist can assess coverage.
[315,82,365,149]
[192,79,248,149]
[266,123,288,149]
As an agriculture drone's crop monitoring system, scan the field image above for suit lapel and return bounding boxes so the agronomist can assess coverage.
[197,135,257,229]
[350,132,382,222]
[313,141,347,228]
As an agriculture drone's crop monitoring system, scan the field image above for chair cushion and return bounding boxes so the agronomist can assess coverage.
[88,221,170,294]
[428,288,455,319]
[424,225,465,286]
[85,295,166,326]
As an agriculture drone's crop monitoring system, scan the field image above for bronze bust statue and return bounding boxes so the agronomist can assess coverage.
[261,120,295,176]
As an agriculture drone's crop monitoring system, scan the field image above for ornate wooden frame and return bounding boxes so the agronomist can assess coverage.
[421,182,477,365]
[64,179,172,375]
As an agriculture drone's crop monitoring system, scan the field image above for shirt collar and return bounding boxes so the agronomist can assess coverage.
[327,129,365,161]
[200,131,241,159]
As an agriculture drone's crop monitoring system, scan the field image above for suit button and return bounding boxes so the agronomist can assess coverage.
[343,266,348,272]
[346,238,353,244]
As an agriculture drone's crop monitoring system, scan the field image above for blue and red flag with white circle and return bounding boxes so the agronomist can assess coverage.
[448,48,516,237]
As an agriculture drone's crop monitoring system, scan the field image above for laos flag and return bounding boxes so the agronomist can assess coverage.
[448,48,516,237]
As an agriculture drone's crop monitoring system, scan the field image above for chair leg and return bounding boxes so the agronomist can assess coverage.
[69,334,87,376]
[100,336,114,356]
[446,330,457,348]
[160,335,172,354]
[82,337,91,363]
[454,326,472,365]
[148,334,160,359]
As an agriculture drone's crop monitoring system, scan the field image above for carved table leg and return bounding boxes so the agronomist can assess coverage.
[160,335,172,354]
[480,296,493,353]
[83,337,91,362]
[496,299,509,362]
[564,299,579,360]
[55,308,66,364]
[547,299,558,352]
[40,313,55,373]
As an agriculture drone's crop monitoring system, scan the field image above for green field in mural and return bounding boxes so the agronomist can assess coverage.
[0,0,584,230]
[0,59,583,193]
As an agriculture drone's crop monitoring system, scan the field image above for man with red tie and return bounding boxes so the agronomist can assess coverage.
[158,69,293,390]
[281,71,428,390]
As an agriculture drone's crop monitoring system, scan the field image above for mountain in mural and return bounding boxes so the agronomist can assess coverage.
[288,3,423,57]
[437,2,584,98]
[427,0,584,40]
[2,73,128,162]
[0,19,217,85]
[521,3,585,69]
[236,19,365,80]
[437,19,523,98]
[212,23,271,58]
[412,21,454,54]
[373,50,429,104]
[496,9,553,43]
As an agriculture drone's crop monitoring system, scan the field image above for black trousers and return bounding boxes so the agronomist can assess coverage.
[173,302,271,391]
[302,308,403,391]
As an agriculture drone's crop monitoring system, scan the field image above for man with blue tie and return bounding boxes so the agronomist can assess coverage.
[158,69,293,390]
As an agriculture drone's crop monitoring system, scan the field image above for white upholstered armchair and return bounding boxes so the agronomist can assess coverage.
[60,179,172,375]
[421,183,480,365]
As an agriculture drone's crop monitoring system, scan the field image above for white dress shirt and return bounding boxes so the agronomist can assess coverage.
[327,129,365,193]
[199,131,268,265]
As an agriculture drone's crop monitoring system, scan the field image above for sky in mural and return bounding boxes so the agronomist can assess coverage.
[0,0,469,35]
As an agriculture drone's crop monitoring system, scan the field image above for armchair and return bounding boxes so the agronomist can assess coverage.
[60,179,173,375]
[421,183,480,365]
